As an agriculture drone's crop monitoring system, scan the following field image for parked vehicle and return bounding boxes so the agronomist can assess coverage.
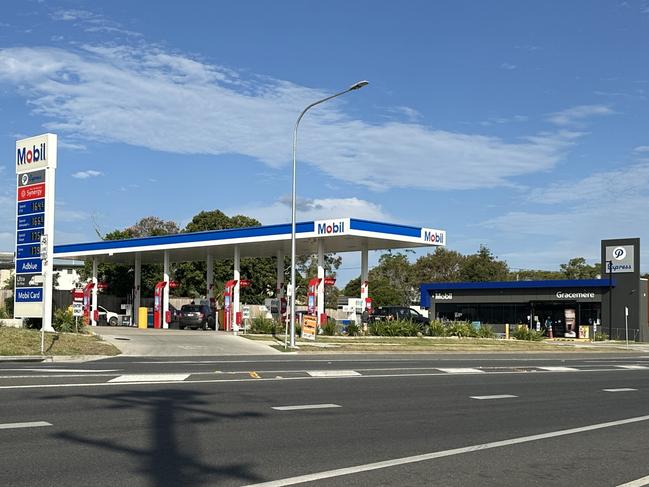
[178,304,215,330]
[370,306,429,324]
[98,306,119,326]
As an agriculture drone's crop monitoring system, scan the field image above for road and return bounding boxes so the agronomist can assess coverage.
[1,353,649,486]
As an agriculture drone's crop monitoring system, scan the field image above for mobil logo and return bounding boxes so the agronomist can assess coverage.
[17,143,47,167]
[316,219,348,236]
[422,228,445,244]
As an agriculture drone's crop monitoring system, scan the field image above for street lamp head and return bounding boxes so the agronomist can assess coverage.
[349,80,369,91]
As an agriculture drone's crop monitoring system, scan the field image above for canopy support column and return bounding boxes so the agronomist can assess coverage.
[134,254,141,326]
[317,240,325,325]
[233,245,240,328]
[91,257,98,326]
[276,249,285,298]
[361,243,369,304]
[207,254,214,301]
[163,250,170,329]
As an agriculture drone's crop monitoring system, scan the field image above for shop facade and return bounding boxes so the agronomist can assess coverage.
[420,238,649,341]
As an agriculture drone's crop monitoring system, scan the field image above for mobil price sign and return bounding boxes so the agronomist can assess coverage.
[14,134,57,323]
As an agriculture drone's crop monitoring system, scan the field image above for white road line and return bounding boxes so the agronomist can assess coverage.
[437,368,484,374]
[603,388,638,392]
[616,365,649,370]
[242,414,649,487]
[0,421,52,430]
[617,474,649,487]
[306,370,361,377]
[0,368,118,373]
[538,366,579,372]
[108,374,190,383]
[470,395,518,400]
[272,404,341,411]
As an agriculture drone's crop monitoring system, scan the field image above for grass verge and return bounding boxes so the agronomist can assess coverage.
[0,327,121,356]
[243,334,611,352]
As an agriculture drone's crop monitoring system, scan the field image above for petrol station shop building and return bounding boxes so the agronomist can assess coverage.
[420,238,649,341]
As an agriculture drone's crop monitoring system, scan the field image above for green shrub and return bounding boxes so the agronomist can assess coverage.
[428,320,448,337]
[250,316,282,334]
[53,308,77,333]
[346,323,361,336]
[512,326,544,341]
[446,322,477,338]
[322,319,337,336]
[593,332,608,341]
[369,320,423,337]
[476,324,496,339]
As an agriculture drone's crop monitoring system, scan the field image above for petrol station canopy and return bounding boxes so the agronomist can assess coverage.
[53,218,446,264]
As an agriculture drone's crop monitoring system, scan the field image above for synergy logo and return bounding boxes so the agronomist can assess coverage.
[17,143,47,167]
[316,219,348,236]
[422,228,445,244]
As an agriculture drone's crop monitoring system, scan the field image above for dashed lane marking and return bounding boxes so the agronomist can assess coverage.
[272,404,341,411]
[0,421,52,430]
[437,368,485,374]
[538,366,579,372]
[306,370,361,377]
[617,474,649,487]
[616,365,649,370]
[108,374,190,383]
[470,395,518,400]
[603,388,638,392]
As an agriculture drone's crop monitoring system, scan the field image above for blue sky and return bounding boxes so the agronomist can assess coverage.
[1,0,649,284]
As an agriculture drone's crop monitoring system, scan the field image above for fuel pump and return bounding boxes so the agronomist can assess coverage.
[307,278,321,317]
[83,281,95,326]
[153,281,168,329]
[223,280,238,331]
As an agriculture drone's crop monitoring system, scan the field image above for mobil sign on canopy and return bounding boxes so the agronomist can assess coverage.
[14,133,57,325]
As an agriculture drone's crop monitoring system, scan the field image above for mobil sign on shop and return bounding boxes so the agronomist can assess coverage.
[14,133,57,326]
[316,218,349,237]
[421,228,446,245]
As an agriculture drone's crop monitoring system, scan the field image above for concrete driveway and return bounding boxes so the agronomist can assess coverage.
[91,326,281,356]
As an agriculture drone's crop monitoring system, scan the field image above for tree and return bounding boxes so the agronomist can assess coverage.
[560,257,599,279]
[459,245,509,282]
[174,210,276,304]
[413,247,465,283]
[79,216,180,298]
[510,269,563,281]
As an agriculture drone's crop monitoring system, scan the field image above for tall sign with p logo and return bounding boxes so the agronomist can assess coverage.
[14,134,57,331]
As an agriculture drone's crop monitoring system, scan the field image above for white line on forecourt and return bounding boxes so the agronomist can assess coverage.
[242,414,649,487]
[0,421,52,430]
[603,388,638,393]
[617,474,649,487]
[616,365,649,370]
[470,395,518,400]
[272,404,341,411]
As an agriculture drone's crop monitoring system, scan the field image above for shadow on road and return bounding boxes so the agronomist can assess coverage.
[44,388,267,486]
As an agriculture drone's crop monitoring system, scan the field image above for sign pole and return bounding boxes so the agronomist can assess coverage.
[625,306,629,349]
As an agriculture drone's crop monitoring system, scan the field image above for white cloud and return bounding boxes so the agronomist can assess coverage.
[633,145,649,153]
[71,170,103,179]
[0,45,577,191]
[547,104,614,126]
[226,197,393,225]
[481,162,649,270]
[500,63,517,70]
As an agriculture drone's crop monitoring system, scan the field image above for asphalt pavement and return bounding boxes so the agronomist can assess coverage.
[1,353,649,486]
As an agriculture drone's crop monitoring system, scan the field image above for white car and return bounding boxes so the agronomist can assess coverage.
[98,306,119,326]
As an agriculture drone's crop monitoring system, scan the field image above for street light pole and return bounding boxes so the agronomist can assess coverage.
[289,80,368,348]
